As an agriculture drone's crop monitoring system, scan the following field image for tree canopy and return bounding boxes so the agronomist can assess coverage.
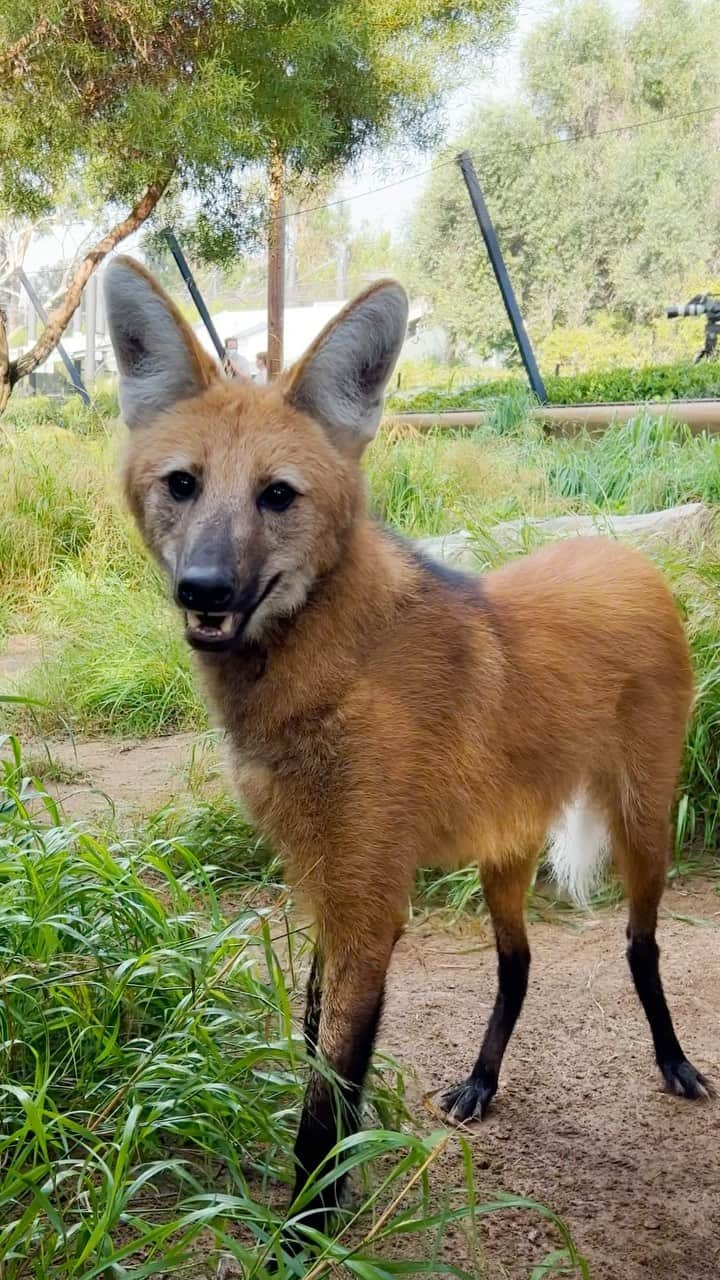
[408,0,720,361]
[1,0,513,246]
[0,0,513,403]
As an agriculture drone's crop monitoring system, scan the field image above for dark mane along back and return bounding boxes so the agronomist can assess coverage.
[380,524,487,606]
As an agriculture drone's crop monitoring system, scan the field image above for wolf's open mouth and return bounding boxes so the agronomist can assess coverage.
[185,611,241,646]
[183,574,281,651]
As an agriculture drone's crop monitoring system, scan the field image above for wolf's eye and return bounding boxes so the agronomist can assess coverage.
[259,481,297,513]
[167,471,197,501]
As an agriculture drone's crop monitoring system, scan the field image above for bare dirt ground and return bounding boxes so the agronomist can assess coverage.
[382,886,720,1279]
[0,633,43,678]
[1,636,216,822]
[28,731,210,820]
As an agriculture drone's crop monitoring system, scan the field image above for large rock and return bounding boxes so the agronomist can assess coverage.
[417,502,715,569]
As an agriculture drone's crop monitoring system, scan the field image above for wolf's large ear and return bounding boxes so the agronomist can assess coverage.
[285,280,408,456]
[104,256,219,428]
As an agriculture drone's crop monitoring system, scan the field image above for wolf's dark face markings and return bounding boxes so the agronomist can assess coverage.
[106,257,408,651]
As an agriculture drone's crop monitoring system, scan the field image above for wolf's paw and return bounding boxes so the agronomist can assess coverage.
[660,1057,713,1101]
[440,1072,497,1122]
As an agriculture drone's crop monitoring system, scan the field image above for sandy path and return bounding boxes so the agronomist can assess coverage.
[1,636,215,822]
[381,885,720,1278]
[30,731,212,820]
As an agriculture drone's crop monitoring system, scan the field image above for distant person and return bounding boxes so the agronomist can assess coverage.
[254,351,268,385]
[224,336,251,378]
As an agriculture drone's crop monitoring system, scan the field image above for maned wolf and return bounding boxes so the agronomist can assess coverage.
[105,257,710,1230]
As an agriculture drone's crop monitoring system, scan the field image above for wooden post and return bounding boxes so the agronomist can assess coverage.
[267,146,285,380]
[286,224,297,306]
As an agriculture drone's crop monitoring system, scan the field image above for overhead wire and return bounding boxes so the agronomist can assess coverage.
[273,102,720,225]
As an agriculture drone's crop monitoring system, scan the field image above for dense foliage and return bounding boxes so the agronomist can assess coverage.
[407,0,720,359]
[0,0,514,407]
[0,0,513,256]
[388,360,720,410]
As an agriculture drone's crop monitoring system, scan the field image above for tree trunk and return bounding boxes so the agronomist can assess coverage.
[267,146,286,381]
[4,174,172,407]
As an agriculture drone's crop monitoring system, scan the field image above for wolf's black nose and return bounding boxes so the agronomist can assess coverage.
[177,569,235,612]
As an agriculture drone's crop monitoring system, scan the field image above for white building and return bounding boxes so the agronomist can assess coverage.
[191,297,429,369]
[9,285,434,387]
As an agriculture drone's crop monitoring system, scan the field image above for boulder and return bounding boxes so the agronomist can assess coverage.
[417,502,715,569]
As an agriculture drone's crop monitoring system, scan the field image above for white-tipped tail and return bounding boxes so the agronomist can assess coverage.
[547,794,610,905]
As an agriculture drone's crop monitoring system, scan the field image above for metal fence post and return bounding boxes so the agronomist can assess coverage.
[162,229,226,363]
[456,150,547,404]
[17,269,91,405]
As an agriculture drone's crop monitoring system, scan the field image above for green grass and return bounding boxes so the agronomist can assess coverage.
[0,735,589,1278]
[0,422,144,628]
[369,412,720,527]
[0,421,206,733]
[388,359,720,412]
[21,750,89,785]
[662,549,720,855]
[19,569,205,736]
[3,387,120,433]
[366,415,553,535]
[546,414,720,512]
[145,794,280,887]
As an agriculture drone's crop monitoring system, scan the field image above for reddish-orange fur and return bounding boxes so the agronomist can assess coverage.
[112,260,708,1238]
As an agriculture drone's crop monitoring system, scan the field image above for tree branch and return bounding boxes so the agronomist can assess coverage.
[0,17,54,79]
[10,173,173,386]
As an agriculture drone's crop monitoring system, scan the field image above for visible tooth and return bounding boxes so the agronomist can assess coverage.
[187,611,203,628]
[219,613,236,635]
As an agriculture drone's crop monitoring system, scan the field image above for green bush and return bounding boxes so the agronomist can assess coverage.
[536,313,710,375]
[388,379,523,413]
[4,386,120,433]
[388,360,720,412]
[548,361,720,405]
